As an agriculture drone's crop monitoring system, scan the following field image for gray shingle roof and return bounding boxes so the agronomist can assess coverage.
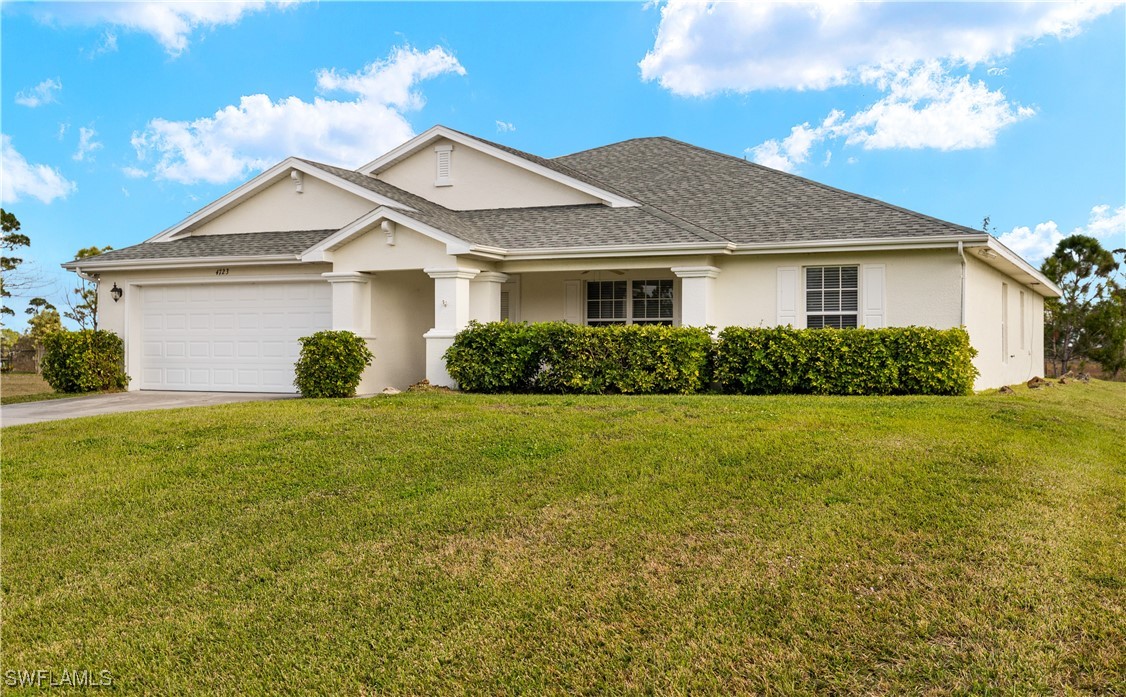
[76,133,986,266]
[74,229,337,263]
[554,137,983,244]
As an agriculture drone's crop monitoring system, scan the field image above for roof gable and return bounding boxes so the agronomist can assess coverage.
[148,158,415,242]
[358,125,638,209]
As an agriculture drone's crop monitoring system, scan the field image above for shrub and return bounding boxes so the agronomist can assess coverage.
[444,321,546,393]
[41,330,129,393]
[713,326,977,396]
[445,321,713,394]
[294,330,374,398]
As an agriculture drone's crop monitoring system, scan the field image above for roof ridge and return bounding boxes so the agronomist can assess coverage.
[652,136,984,237]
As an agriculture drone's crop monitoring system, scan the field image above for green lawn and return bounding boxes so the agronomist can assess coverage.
[3,382,1123,694]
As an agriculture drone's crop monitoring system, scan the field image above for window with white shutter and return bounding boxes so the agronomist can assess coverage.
[805,265,859,329]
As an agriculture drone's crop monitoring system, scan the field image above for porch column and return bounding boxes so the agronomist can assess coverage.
[469,272,510,323]
[423,267,480,387]
[322,272,372,335]
[672,266,721,328]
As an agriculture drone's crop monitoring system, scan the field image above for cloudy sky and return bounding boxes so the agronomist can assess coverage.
[2,1,1123,329]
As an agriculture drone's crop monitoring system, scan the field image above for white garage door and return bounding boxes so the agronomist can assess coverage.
[140,281,332,392]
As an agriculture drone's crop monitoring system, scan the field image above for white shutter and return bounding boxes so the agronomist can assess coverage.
[862,264,886,327]
[777,267,799,327]
[563,280,582,324]
[434,144,453,186]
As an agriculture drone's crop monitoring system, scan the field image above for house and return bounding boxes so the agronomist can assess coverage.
[65,126,1060,393]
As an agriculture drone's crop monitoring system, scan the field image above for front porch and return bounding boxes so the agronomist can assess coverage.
[324,263,722,391]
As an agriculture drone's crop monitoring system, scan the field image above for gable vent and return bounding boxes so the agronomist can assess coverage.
[434,144,453,187]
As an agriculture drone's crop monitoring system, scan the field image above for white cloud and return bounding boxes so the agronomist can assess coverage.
[121,166,148,179]
[130,46,465,184]
[747,122,817,172]
[987,66,1008,77]
[83,30,119,58]
[822,150,832,167]
[640,0,1116,96]
[15,78,62,108]
[495,120,517,133]
[73,127,104,162]
[747,62,1034,171]
[830,62,1034,150]
[999,204,1126,264]
[32,1,296,56]
[1,135,77,204]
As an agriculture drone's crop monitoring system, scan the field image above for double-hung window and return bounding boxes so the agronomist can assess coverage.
[805,266,858,328]
[586,279,674,326]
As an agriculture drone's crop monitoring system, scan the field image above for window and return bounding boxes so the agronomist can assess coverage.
[586,279,674,326]
[805,266,858,328]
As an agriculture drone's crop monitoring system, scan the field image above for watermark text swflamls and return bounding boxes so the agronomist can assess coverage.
[4,669,113,688]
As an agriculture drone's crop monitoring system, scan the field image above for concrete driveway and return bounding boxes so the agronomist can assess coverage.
[1,391,296,427]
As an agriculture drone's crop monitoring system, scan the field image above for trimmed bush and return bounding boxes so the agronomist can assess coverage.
[294,330,374,398]
[713,326,977,396]
[41,330,129,393]
[445,321,713,394]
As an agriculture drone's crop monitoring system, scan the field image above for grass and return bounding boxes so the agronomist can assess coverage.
[2,382,1124,694]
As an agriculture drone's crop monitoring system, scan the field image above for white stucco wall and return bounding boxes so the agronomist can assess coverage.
[377,138,602,210]
[191,175,376,236]
[964,255,1046,389]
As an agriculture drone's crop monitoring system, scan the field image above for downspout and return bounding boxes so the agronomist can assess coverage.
[957,241,966,326]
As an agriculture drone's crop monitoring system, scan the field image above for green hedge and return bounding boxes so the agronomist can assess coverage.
[41,330,129,393]
[446,322,978,396]
[445,321,713,394]
[294,330,374,398]
[712,326,978,396]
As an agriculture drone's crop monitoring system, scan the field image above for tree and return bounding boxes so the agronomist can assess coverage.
[1041,235,1122,375]
[64,246,113,330]
[1,327,18,351]
[1,209,31,320]
[1082,286,1126,377]
[25,298,62,345]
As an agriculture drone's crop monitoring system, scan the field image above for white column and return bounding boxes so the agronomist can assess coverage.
[672,266,721,328]
[469,271,510,323]
[322,272,372,336]
[423,267,480,387]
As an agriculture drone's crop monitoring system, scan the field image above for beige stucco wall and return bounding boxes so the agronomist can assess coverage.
[191,175,376,236]
[377,138,602,210]
[964,255,1046,389]
[709,249,963,329]
[359,270,433,393]
[330,222,454,272]
[513,249,962,330]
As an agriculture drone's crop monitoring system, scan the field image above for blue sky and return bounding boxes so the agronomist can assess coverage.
[2,1,1124,330]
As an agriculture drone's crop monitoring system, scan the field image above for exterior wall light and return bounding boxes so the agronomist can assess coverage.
[110,283,123,303]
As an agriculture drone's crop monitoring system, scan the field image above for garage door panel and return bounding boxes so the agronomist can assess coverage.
[140,281,331,393]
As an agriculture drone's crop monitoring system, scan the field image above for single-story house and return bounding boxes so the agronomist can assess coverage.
[65,125,1060,393]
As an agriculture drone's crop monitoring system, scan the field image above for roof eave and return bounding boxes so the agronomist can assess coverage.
[63,254,306,273]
